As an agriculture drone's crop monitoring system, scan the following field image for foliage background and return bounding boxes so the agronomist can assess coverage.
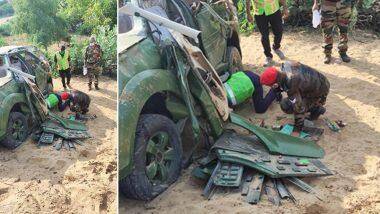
[0,1,13,18]
[237,0,379,34]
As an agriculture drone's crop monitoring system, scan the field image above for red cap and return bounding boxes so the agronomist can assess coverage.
[61,92,70,100]
[260,67,278,86]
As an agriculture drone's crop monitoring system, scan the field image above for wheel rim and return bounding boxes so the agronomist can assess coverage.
[145,132,175,184]
[10,118,25,141]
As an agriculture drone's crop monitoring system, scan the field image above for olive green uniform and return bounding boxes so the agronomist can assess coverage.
[321,0,352,56]
[84,43,102,88]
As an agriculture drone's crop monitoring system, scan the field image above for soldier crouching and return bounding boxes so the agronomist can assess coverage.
[260,61,330,135]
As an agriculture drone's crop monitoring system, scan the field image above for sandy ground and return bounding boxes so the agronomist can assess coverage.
[121,29,380,213]
[0,76,117,213]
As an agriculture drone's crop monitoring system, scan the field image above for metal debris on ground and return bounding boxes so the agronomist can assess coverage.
[335,120,346,128]
[324,118,341,132]
[213,162,243,187]
[245,173,264,204]
[193,114,332,206]
[264,178,281,206]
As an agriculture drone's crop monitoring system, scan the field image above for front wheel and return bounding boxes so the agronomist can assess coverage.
[120,114,183,201]
[1,112,29,149]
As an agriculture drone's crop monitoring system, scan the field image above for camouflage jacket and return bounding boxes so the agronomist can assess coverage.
[69,90,91,115]
[279,63,330,130]
[84,43,102,67]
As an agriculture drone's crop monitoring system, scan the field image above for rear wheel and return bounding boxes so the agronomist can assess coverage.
[120,114,183,201]
[227,46,243,74]
[1,112,29,149]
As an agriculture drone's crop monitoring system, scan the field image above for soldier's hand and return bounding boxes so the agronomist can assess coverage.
[282,7,289,19]
[312,3,319,11]
[291,131,300,137]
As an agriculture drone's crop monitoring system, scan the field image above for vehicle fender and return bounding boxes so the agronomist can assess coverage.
[0,93,27,137]
[118,69,181,180]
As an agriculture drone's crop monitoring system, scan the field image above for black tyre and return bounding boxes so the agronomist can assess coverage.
[227,46,243,74]
[1,112,29,149]
[120,114,183,201]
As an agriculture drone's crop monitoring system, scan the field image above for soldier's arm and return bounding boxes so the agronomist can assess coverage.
[287,79,306,131]
[279,0,287,8]
[290,91,306,132]
[84,47,88,66]
[312,0,319,11]
[246,0,253,23]
[279,0,289,18]
[54,55,57,64]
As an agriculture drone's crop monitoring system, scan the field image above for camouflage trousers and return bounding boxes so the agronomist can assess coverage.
[88,66,101,87]
[321,0,352,55]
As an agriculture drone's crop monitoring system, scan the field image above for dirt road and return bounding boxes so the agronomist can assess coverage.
[121,29,380,213]
[0,76,117,213]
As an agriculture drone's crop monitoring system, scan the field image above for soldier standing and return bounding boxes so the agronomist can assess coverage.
[313,0,352,64]
[84,35,103,90]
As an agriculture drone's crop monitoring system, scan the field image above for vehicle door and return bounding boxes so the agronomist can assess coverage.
[194,1,229,70]
[16,51,48,92]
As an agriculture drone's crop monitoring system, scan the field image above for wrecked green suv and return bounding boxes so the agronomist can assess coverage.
[0,46,53,149]
[119,0,242,200]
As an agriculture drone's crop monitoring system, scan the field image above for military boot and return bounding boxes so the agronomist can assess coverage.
[308,106,326,121]
[340,52,351,63]
[324,54,332,64]
[88,84,92,91]
[95,85,100,90]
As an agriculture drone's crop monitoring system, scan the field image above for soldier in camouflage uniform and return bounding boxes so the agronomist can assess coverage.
[260,61,330,134]
[84,35,103,90]
[313,0,352,64]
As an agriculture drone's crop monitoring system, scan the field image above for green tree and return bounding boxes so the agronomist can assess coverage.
[12,0,67,48]
[0,2,14,18]
[59,0,117,35]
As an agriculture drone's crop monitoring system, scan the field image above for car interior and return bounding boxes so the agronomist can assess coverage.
[138,0,189,42]
[0,56,13,86]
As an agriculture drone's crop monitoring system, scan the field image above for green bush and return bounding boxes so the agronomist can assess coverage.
[69,35,89,75]
[236,0,255,34]
[0,37,7,47]
[0,22,12,36]
[235,0,379,33]
[94,25,117,77]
